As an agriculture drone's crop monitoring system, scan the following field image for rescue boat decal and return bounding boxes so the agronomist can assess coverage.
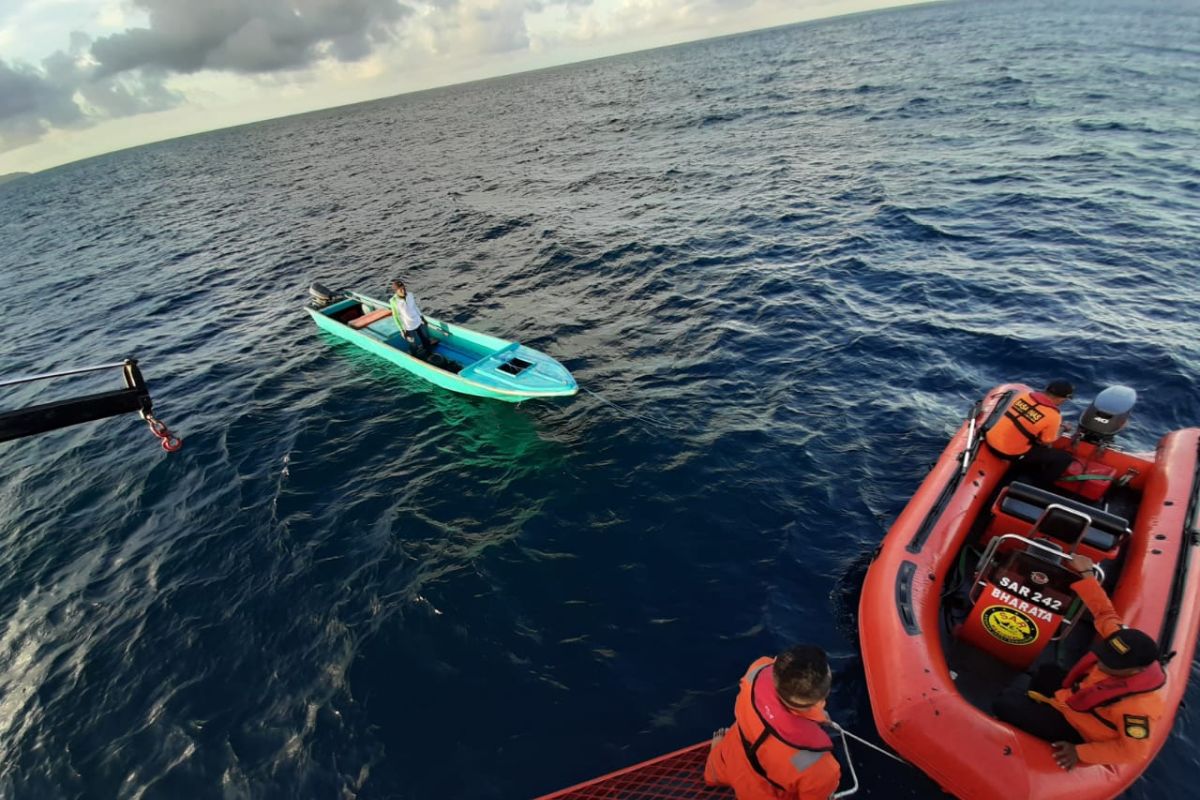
[981,604,1040,646]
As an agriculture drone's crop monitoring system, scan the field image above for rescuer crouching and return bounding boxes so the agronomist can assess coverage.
[993,554,1168,770]
[705,645,842,799]
[982,379,1076,486]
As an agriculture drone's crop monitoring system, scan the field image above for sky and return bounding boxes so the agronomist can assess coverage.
[0,0,937,174]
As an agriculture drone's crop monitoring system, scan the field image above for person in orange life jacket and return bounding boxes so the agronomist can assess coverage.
[993,554,1167,770]
[390,280,436,358]
[982,379,1075,486]
[705,645,841,800]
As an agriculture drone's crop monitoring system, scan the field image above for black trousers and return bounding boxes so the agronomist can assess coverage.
[1014,445,1075,488]
[993,665,1084,744]
[404,323,434,356]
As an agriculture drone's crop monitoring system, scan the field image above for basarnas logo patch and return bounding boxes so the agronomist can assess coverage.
[1123,714,1149,740]
[981,605,1038,646]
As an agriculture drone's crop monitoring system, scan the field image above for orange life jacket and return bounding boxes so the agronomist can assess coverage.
[705,658,841,800]
[1045,575,1169,764]
[739,662,835,786]
[1048,650,1168,762]
[984,390,1061,459]
[1063,652,1167,712]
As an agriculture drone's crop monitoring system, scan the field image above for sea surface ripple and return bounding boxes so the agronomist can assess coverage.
[1,0,1199,797]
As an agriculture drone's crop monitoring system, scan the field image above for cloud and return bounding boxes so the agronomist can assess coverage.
[525,0,593,12]
[90,0,414,77]
[0,32,182,154]
[1,0,416,153]
[420,0,593,57]
[0,58,82,150]
[527,0,818,50]
[3,0,920,163]
[426,0,530,55]
[0,0,760,153]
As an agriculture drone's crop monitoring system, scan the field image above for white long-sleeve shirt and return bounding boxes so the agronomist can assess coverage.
[390,293,424,331]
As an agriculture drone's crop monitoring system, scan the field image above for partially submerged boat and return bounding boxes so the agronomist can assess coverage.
[305,283,577,403]
[859,383,1200,799]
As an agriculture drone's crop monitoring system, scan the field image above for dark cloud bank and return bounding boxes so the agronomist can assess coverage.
[91,0,411,76]
[1,0,413,154]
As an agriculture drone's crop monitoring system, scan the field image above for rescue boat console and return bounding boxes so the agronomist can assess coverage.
[950,388,1142,685]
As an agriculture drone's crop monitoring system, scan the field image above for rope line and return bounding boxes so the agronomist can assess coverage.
[580,386,678,430]
[829,721,910,766]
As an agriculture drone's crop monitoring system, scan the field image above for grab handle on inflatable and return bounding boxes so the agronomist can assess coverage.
[961,400,983,475]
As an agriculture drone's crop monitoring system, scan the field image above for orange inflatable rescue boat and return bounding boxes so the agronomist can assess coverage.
[859,383,1200,799]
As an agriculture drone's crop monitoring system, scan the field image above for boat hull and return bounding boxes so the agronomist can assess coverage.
[305,295,577,403]
[859,383,1200,800]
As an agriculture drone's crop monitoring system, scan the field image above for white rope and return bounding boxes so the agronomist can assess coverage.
[581,386,678,430]
[828,721,910,765]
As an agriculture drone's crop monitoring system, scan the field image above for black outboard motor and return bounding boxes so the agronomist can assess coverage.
[308,281,341,309]
[1075,385,1136,451]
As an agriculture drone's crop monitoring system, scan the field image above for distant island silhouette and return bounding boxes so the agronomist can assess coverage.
[0,172,31,185]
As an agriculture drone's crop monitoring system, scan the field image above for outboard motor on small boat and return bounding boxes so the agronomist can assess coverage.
[308,281,341,309]
[1075,385,1137,446]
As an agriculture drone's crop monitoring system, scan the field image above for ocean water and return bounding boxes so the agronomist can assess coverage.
[2,0,1199,797]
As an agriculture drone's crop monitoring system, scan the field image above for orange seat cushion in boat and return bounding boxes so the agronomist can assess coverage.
[348,309,392,329]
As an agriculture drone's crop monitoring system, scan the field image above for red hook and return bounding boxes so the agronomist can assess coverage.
[145,415,183,452]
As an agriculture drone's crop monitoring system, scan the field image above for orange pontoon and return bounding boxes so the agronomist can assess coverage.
[859,383,1200,800]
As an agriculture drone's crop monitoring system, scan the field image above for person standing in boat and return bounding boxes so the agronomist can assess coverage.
[704,644,842,800]
[993,554,1167,770]
[982,379,1075,485]
[389,280,435,359]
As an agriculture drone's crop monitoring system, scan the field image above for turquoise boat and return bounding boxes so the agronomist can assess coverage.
[305,284,578,403]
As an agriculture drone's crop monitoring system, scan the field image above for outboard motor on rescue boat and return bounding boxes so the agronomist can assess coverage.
[308,281,341,309]
[1075,385,1137,446]
[1056,385,1138,500]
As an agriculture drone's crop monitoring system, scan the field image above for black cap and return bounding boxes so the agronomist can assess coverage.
[1044,379,1074,399]
[1092,628,1159,670]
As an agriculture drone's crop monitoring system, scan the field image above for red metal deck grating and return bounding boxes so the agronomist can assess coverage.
[534,742,735,800]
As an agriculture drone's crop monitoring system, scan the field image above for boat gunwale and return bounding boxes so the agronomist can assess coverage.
[306,300,576,399]
[860,383,1200,800]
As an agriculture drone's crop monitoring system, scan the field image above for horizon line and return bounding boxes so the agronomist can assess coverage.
[6,0,950,178]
